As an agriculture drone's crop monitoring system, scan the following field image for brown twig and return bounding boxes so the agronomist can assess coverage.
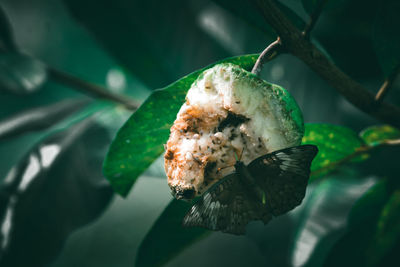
[47,67,139,111]
[0,8,138,111]
[251,37,283,75]
[302,0,329,39]
[311,137,400,177]
[375,66,400,103]
[382,138,400,145]
[254,0,400,129]
[311,146,365,178]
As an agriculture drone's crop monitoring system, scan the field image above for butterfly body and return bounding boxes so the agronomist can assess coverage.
[234,161,268,206]
[183,145,318,235]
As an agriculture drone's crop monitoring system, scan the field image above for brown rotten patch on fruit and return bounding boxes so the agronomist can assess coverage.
[164,63,305,200]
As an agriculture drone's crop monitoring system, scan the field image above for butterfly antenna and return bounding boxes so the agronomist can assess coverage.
[233,147,245,162]
[233,150,239,161]
[239,147,245,161]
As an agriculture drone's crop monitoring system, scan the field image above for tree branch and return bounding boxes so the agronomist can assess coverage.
[0,22,138,111]
[47,67,139,111]
[302,0,329,39]
[0,98,90,141]
[251,37,283,75]
[254,0,400,128]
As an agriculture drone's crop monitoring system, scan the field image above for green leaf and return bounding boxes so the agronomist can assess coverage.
[135,199,208,267]
[0,53,47,95]
[366,189,400,266]
[360,125,400,147]
[103,54,258,197]
[323,180,391,267]
[0,5,17,52]
[0,115,114,267]
[302,123,365,180]
[0,101,112,183]
[373,0,400,76]
[296,145,399,267]
[348,180,389,228]
[291,173,377,267]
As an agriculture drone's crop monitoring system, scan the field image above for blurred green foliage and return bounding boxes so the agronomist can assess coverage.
[0,0,399,267]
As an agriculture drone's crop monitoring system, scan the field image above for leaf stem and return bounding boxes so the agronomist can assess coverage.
[251,38,283,75]
[311,137,400,177]
[47,67,139,111]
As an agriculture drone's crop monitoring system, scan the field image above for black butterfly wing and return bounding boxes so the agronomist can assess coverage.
[247,145,318,216]
[183,173,272,235]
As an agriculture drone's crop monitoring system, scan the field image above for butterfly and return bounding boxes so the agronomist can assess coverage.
[182,144,318,235]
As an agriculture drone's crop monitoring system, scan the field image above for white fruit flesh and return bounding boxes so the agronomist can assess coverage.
[164,63,304,199]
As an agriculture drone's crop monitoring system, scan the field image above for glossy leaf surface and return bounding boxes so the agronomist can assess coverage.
[0,116,114,266]
[302,124,364,180]
[323,180,391,267]
[291,173,377,267]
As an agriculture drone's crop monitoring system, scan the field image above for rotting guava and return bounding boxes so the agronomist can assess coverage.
[164,63,304,200]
